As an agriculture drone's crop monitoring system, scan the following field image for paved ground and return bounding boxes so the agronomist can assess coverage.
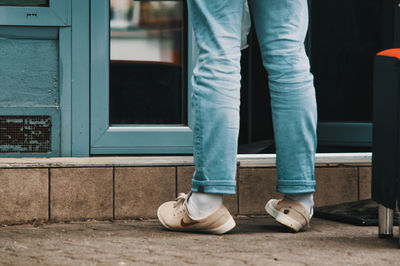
[0,217,399,265]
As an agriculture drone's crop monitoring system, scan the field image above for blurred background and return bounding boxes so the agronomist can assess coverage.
[110,0,183,63]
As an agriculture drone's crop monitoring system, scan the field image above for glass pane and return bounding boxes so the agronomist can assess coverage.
[0,0,49,6]
[109,0,187,125]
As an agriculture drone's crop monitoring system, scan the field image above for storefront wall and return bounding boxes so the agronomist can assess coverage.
[0,0,195,157]
[1,0,398,157]
[0,1,75,157]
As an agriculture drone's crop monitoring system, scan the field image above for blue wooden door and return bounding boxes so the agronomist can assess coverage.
[90,0,193,154]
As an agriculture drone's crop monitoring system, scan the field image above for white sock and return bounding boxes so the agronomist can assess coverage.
[285,193,314,214]
[187,192,223,219]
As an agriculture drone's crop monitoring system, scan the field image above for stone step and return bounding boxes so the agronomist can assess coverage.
[0,153,372,225]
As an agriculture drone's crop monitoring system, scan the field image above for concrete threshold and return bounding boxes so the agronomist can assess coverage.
[238,152,372,167]
[0,152,372,168]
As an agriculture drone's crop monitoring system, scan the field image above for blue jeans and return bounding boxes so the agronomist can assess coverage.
[189,0,317,195]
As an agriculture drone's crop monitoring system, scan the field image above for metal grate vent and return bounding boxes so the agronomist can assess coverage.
[0,116,51,153]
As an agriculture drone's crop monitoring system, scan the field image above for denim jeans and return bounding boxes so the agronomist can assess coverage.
[189,0,317,195]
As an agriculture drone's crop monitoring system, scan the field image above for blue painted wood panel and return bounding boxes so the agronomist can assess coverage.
[0,26,61,157]
[0,37,58,107]
[0,0,71,26]
[71,0,89,156]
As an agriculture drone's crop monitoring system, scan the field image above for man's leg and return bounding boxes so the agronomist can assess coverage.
[249,0,317,231]
[157,0,245,234]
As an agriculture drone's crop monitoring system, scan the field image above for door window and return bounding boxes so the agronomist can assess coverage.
[109,0,187,125]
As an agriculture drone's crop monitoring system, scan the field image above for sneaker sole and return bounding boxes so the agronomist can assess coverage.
[265,201,303,232]
[157,208,236,235]
[209,216,236,234]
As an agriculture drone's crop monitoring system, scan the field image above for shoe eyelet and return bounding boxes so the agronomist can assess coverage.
[283,209,290,214]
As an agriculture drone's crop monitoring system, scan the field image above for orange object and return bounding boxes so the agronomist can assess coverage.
[377,49,400,60]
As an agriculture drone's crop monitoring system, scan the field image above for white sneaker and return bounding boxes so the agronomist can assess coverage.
[157,193,236,234]
[265,198,313,232]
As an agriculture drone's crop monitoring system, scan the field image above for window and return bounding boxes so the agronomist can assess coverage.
[0,0,49,6]
[109,0,187,125]
[0,0,70,26]
[90,0,192,154]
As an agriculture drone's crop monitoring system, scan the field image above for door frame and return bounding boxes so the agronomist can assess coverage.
[90,0,194,154]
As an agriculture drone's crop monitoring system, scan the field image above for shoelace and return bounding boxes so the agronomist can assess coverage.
[173,192,188,208]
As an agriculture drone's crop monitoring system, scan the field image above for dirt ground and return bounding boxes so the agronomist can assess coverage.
[0,216,399,265]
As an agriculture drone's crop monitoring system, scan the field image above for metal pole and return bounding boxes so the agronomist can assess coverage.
[378,205,393,238]
[398,212,400,248]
